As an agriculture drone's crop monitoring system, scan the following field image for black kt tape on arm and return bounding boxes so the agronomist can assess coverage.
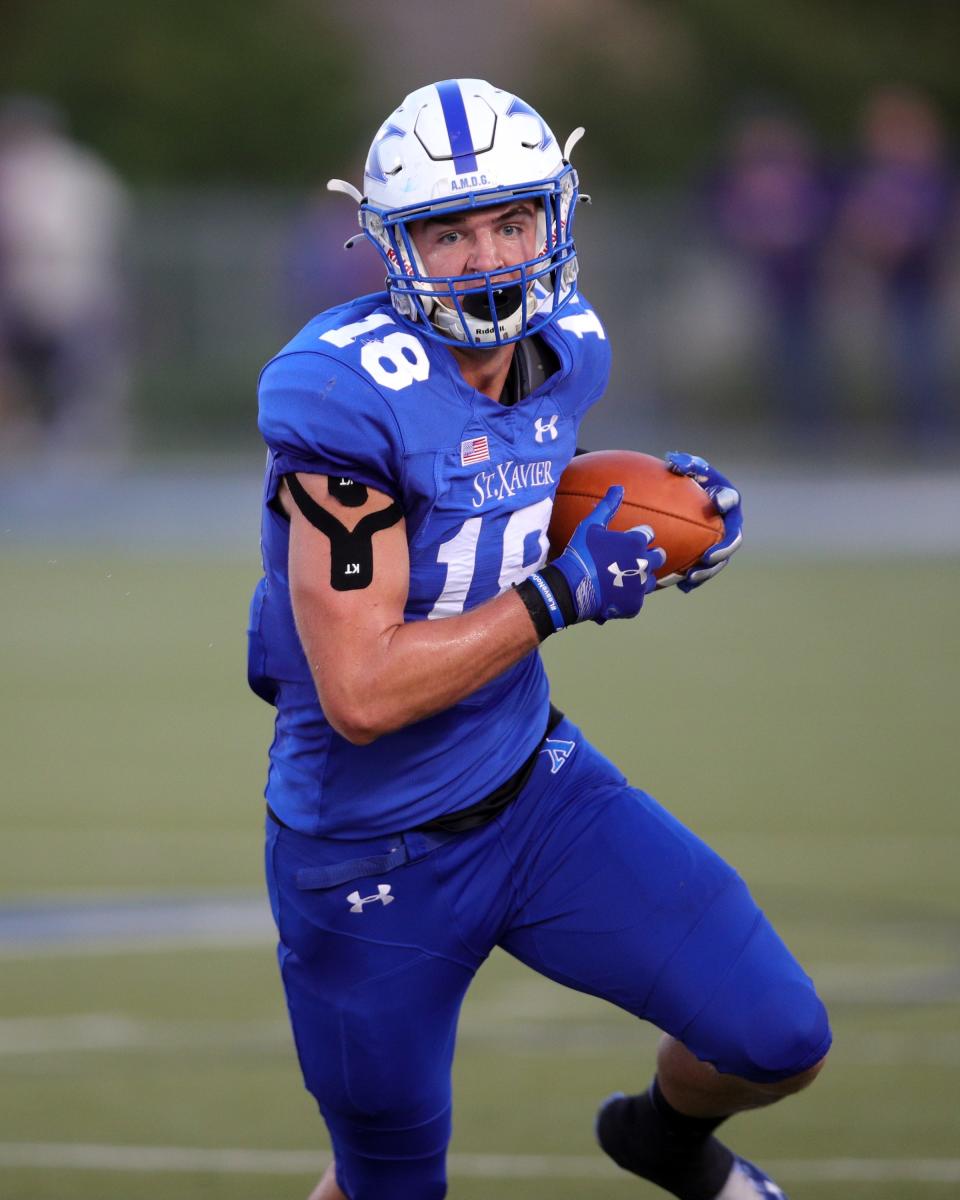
[328,475,368,507]
[285,474,402,591]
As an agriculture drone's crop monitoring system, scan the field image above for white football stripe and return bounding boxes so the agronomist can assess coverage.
[0,1143,959,1183]
[3,1014,960,1065]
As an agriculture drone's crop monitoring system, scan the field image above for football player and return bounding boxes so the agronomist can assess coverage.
[249,79,830,1200]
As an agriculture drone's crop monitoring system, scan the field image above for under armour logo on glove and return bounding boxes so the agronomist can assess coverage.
[347,884,395,913]
[517,486,666,634]
[607,559,649,589]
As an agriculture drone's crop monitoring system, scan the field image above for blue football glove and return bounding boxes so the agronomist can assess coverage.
[660,451,743,593]
[524,486,666,630]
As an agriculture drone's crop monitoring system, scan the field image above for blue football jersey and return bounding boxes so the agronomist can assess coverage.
[249,291,611,837]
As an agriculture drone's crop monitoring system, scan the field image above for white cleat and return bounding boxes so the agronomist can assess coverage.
[713,1156,788,1199]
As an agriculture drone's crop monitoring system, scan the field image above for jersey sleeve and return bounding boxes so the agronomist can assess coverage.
[542,293,612,424]
[567,299,612,421]
[258,350,404,498]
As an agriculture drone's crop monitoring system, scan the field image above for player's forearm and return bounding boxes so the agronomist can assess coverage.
[308,588,540,744]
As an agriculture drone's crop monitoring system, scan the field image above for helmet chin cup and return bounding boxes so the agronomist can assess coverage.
[427,281,531,345]
[333,79,585,349]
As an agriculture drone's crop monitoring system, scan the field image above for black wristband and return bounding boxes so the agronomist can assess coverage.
[514,564,577,642]
[538,564,577,626]
[514,577,557,642]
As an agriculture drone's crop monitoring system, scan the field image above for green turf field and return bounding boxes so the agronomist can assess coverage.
[1,549,957,1198]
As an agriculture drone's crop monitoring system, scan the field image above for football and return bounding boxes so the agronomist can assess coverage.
[548,450,723,581]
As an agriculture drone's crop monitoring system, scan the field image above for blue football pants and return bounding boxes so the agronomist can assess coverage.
[265,716,831,1200]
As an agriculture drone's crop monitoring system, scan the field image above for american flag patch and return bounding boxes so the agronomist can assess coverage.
[460,436,490,466]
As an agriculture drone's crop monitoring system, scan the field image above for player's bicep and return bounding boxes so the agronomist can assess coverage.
[284,473,408,672]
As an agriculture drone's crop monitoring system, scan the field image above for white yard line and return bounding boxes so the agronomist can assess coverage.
[2,1015,959,1066]
[1,1142,960,1183]
[0,1014,288,1055]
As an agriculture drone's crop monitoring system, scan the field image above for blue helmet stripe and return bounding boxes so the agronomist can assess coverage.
[435,80,478,174]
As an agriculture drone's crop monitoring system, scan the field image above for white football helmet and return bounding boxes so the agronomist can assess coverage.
[328,79,585,348]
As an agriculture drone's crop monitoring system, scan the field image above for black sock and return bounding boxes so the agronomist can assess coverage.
[596,1078,735,1200]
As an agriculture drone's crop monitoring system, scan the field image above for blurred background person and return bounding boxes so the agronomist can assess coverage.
[282,182,387,328]
[710,107,836,445]
[0,95,131,461]
[832,85,957,443]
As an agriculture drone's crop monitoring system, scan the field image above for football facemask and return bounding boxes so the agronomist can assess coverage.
[328,79,585,349]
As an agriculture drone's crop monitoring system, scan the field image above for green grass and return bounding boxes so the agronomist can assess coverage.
[1,550,957,1198]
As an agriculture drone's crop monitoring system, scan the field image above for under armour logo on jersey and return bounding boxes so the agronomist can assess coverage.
[607,560,649,588]
[347,884,394,913]
[534,415,558,443]
[540,737,576,774]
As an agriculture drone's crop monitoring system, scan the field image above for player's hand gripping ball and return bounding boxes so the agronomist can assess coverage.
[662,451,743,590]
[548,450,742,592]
[548,486,666,624]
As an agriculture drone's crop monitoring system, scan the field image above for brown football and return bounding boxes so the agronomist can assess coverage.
[548,450,723,581]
